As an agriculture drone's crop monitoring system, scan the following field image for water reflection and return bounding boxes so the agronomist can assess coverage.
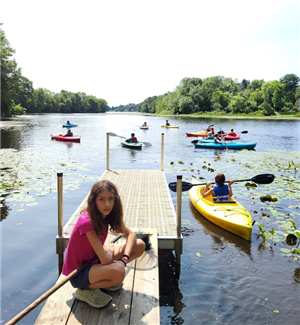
[189,202,253,259]
[1,127,22,150]
[0,199,10,221]
[159,250,185,320]
[293,267,300,284]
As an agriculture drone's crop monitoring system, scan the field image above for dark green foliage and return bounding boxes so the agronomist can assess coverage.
[134,75,299,116]
[1,29,23,117]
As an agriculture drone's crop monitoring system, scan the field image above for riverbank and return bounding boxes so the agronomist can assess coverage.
[107,111,300,120]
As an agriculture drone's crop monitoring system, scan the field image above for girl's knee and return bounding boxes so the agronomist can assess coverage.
[137,239,146,256]
[112,263,125,284]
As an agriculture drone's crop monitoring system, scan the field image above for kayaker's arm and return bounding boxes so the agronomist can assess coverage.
[85,231,113,265]
[228,180,234,198]
[202,183,214,198]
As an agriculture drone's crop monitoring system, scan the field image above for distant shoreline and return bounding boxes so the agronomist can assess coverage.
[107,112,300,120]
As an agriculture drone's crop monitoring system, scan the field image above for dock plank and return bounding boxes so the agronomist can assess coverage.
[130,231,159,324]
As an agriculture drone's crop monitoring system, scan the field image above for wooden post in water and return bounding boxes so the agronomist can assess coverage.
[175,175,182,270]
[57,172,64,273]
[106,132,109,170]
[161,133,164,171]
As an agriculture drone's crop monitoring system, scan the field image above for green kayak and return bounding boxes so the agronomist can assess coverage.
[121,139,142,150]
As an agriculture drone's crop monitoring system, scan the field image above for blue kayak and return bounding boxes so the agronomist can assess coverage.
[194,140,256,150]
[62,124,77,128]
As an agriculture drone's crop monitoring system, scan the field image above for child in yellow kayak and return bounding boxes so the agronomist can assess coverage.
[202,173,234,202]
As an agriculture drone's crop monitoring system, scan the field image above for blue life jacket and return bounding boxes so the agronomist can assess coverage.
[213,184,230,202]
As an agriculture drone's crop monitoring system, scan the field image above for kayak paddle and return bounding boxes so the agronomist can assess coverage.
[108,132,152,146]
[217,130,248,135]
[191,138,225,144]
[168,173,275,192]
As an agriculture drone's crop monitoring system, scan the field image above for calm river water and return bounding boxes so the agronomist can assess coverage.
[1,113,300,324]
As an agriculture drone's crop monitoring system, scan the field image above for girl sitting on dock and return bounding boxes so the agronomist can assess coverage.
[62,180,146,308]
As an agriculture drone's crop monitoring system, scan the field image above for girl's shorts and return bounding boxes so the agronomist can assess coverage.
[70,264,93,289]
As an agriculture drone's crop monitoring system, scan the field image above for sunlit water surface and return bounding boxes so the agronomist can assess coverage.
[1,114,300,324]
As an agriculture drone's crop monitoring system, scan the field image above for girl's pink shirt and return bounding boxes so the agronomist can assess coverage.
[62,211,108,276]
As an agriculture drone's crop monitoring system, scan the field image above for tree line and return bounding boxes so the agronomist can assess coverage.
[112,74,300,116]
[2,28,300,117]
[1,29,108,117]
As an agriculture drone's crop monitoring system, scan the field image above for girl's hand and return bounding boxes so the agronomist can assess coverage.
[115,259,127,267]
[106,249,114,263]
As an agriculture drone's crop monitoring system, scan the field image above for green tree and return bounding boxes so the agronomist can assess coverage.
[261,81,285,113]
[261,101,275,116]
[240,79,250,91]
[247,89,263,112]
[223,77,239,95]
[250,79,264,91]
[211,90,229,111]
[1,29,23,117]
[13,76,34,111]
[84,96,107,113]
[11,102,26,115]
[178,95,194,114]
[229,95,246,113]
[141,96,157,113]
[280,73,300,105]
[190,85,211,112]
[32,88,56,113]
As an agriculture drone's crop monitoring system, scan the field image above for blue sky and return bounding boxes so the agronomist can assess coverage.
[1,0,299,107]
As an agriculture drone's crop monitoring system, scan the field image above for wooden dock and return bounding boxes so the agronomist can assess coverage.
[35,169,182,325]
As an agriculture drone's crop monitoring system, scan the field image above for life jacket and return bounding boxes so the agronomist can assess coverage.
[213,184,230,202]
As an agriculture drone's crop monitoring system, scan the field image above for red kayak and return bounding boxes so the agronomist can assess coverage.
[219,133,240,140]
[51,134,81,143]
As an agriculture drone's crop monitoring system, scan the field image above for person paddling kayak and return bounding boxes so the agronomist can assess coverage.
[202,173,234,202]
[126,133,138,143]
[64,129,73,137]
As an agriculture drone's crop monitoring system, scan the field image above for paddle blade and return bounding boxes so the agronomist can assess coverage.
[241,131,248,134]
[251,174,275,184]
[142,141,152,146]
[168,181,194,192]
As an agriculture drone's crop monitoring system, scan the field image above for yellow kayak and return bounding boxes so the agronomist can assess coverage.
[189,178,252,241]
[161,125,179,129]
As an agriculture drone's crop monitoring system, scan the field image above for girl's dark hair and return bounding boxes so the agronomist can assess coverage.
[85,180,124,236]
[214,173,226,186]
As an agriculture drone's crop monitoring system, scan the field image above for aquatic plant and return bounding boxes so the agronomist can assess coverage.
[287,160,299,174]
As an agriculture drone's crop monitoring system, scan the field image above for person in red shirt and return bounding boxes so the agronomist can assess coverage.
[62,180,146,308]
[127,133,138,143]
